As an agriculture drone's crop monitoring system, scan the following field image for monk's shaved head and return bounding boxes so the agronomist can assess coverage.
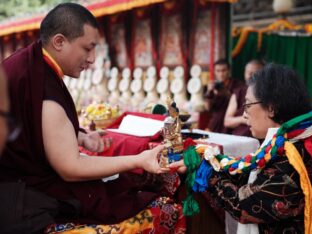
[40,2,99,45]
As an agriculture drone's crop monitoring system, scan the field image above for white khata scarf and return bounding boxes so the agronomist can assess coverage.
[236,128,278,234]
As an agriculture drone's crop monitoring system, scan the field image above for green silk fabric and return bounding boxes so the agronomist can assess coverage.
[232,32,312,96]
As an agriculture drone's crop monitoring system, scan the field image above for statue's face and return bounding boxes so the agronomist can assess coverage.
[165,122,175,133]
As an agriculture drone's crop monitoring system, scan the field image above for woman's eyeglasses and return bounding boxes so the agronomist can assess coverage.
[0,110,22,142]
[243,101,262,112]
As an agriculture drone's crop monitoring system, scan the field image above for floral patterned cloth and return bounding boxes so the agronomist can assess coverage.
[44,172,185,234]
[45,197,186,234]
[208,140,312,233]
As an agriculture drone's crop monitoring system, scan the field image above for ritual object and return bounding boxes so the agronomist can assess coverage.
[156,66,171,105]
[159,97,184,168]
[187,65,205,112]
[119,67,132,108]
[170,66,188,108]
[143,66,159,104]
[130,67,145,110]
[91,54,109,103]
[107,67,120,105]
[82,103,120,130]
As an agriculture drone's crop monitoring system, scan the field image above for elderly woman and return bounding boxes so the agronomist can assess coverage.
[171,64,312,234]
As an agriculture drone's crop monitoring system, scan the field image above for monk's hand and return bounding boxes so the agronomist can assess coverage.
[168,160,187,174]
[82,131,111,152]
[139,145,169,174]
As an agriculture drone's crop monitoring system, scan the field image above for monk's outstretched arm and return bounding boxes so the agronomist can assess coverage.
[42,100,167,182]
[224,94,246,128]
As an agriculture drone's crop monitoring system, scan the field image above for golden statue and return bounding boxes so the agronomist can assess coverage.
[159,97,184,167]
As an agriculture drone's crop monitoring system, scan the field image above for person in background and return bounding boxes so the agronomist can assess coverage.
[204,58,244,133]
[170,64,312,233]
[224,59,265,137]
[0,3,186,233]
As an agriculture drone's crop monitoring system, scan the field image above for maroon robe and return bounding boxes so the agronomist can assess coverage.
[230,84,252,137]
[0,41,159,224]
[205,79,245,133]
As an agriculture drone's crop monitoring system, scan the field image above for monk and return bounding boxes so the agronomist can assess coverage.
[224,59,265,136]
[0,3,170,226]
[204,59,244,133]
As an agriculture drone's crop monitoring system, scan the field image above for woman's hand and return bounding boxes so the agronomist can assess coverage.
[169,160,187,174]
[139,145,170,174]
